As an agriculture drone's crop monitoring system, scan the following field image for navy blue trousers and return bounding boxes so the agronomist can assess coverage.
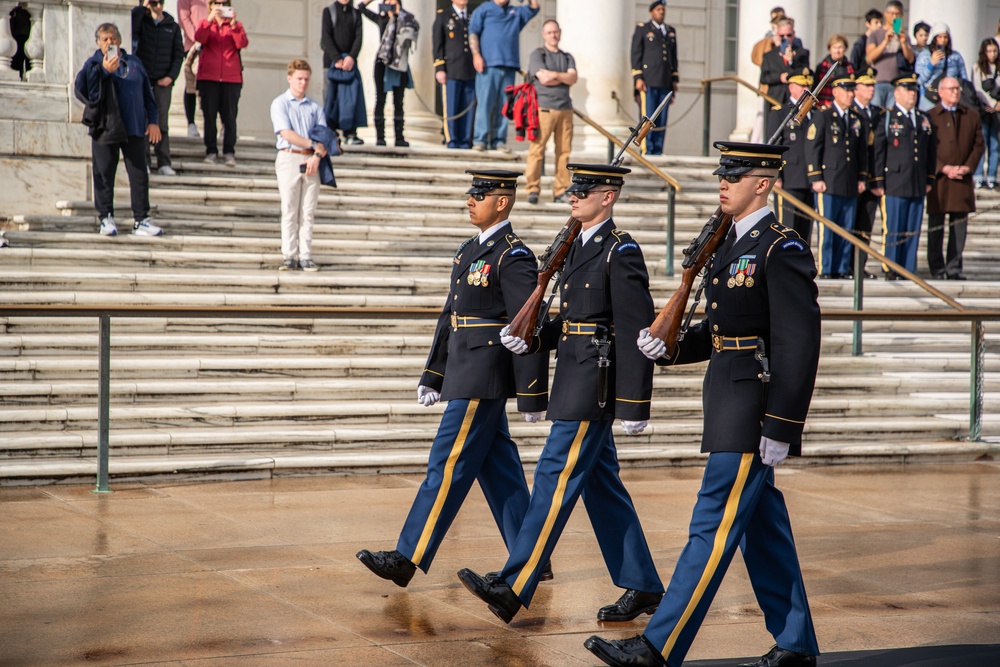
[818,193,857,275]
[641,86,671,155]
[497,419,663,607]
[642,452,819,666]
[445,78,476,149]
[882,195,924,274]
[396,398,531,572]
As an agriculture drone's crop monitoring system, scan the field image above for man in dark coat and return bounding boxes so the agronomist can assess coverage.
[320,0,365,144]
[630,0,679,155]
[457,164,665,626]
[760,18,811,133]
[433,0,476,149]
[131,0,184,175]
[585,141,821,667]
[768,67,816,244]
[852,65,883,278]
[357,170,549,588]
[926,77,984,280]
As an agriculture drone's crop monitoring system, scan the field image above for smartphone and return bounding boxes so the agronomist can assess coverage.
[378,3,393,12]
[892,17,902,33]
[220,6,234,18]
[106,44,118,59]
[780,38,790,53]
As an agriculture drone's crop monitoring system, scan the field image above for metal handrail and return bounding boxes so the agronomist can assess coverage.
[700,75,783,156]
[572,109,681,277]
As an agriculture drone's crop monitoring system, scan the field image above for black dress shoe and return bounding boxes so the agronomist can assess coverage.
[584,634,665,667]
[948,273,968,281]
[819,273,833,279]
[863,271,878,279]
[885,272,903,281]
[597,588,663,621]
[736,645,817,667]
[487,560,553,582]
[457,568,521,623]
[356,549,416,587]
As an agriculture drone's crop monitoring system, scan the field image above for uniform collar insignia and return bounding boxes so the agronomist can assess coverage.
[750,229,760,238]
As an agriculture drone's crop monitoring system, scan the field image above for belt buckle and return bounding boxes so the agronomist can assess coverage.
[712,334,723,352]
[451,313,458,330]
[562,321,569,334]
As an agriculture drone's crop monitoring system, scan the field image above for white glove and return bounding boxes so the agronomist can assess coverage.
[621,420,648,435]
[500,325,529,354]
[417,385,440,407]
[759,436,790,466]
[637,328,667,360]
[522,412,543,423]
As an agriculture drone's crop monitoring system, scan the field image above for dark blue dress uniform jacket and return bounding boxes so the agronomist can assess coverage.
[872,106,936,197]
[630,21,679,89]
[536,221,654,422]
[853,102,882,186]
[662,214,821,455]
[767,100,812,191]
[420,228,548,412]
[805,105,869,196]
[432,7,475,81]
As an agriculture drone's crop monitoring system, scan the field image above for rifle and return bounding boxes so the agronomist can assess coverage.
[647,63,838,357]
[505,91,673,348]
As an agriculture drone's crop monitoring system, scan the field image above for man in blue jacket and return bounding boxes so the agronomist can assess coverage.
[75,22,163,237]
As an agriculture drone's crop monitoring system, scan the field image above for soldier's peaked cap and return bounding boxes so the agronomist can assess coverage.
[565,164,631,193]
[893,74,920,90]
[712,142,788,177]
[465,169,522,195]
[787,67,814,86]
[649,0,665,11]
[856,65,878,85]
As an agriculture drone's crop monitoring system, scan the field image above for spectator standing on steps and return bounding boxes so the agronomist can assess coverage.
[973,37,1000,189]
[360,0,418,147]
[630,0,679,155]
[866,1,915,109]
[469,0,540,153]
[74,23,164,238]
[177,0,208,138]
[320,0,366,145]
[525,19,577,205]
[131,0,184,177]
[760,18,811,136]
[195,0,248,167]
[432,0,475,150]
[849,9,883,73]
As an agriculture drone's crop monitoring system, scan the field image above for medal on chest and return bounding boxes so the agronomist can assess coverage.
[467,260,491,287]
[727,255,757,289]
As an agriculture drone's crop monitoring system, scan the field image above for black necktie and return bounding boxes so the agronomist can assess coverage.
[719,227,737,259]
[566,238,582,266]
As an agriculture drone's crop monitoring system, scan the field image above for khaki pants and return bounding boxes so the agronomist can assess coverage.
[526,108,573,198]
[275,150,321,261]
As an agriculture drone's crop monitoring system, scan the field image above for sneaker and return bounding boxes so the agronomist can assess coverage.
[187,123,200,138]
[132,218,163,236]
[494,144,511,154]
[157,165,177,176]
[528,192,539,205]
[203,153,217,164]
[223,154,236,167]
[989,182,997,190]
[345,135,364,146]
[299,258,319,272]
[975,179,984,189]
[472,143,486,152]
[98,215,117,236]
[278,258,297,271]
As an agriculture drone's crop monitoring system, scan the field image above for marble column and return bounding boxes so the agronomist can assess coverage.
[909,0,984,80]
[556,0,632,153]
[734,0,777,141]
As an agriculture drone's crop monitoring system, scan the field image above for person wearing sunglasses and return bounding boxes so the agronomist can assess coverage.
[459,163,665,626]
[195,0,248,167]
[587,141,821,667]
[131,0,184,176]
[357,169,550,590]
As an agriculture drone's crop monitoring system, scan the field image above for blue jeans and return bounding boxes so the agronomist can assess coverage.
[445,78,476,149]
[975,115,1000,184]
[872,82,896,110]
[473,66,516,148]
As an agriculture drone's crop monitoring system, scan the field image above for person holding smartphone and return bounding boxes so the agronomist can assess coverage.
[915,23,970,111]
[866,1,914,109]
[195,0,248,167]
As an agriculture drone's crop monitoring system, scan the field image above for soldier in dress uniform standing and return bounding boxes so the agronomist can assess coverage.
[433,1,476,149]
[630,0,679,155]
[456,164,665,625]
[768,67,816,245]
[852,65,883,279]
[870,75,935,279]
[805,75,869,278]
[585,141,822,667]
[357,170,550,587]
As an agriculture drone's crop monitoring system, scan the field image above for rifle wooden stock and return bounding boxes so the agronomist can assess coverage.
[507,216,582,348]
[794,95,816,126]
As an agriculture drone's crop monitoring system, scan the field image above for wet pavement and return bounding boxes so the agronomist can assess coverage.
[1,462,999,666]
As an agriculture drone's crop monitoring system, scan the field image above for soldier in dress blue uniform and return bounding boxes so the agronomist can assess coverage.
[585,142,821,667]
[852,65,883,279]
[630,0,679,155]
[871,75,936,279]
[433,1,475,149]
[767,67,817,245]
[456,164,665,625]
[805,75,869,278]
[357,170,550,587]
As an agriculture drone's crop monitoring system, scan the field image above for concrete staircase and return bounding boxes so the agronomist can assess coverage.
[2,136,999,485]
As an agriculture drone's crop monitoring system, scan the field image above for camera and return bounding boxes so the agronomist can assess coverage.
[219,6,234,18]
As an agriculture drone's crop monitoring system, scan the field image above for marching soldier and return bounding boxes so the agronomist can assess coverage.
[768,67,817,244]
[852,65,882,278]
[870,75,935,279]
[630,0,679,155]
[805,75,869,278]
[357,170,550,586]
[586,141,822,667]
[433,0,476,149]
[457,164,665,624]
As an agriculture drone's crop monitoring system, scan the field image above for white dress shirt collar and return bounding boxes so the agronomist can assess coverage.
[732,205,772,241]
[478,219,510,244]
[580,219,611,246]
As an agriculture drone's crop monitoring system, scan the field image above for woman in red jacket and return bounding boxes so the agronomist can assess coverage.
[195,0,248,166]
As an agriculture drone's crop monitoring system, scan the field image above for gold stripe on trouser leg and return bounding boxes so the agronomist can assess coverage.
[441,82,451,145]
[410,398,479,565]
[879,195,889,273]
[639,89,648,154]
[658,453,754,658]
[512,421,589,596]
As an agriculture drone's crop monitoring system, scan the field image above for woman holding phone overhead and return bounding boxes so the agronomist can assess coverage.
[195,0,248,166]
